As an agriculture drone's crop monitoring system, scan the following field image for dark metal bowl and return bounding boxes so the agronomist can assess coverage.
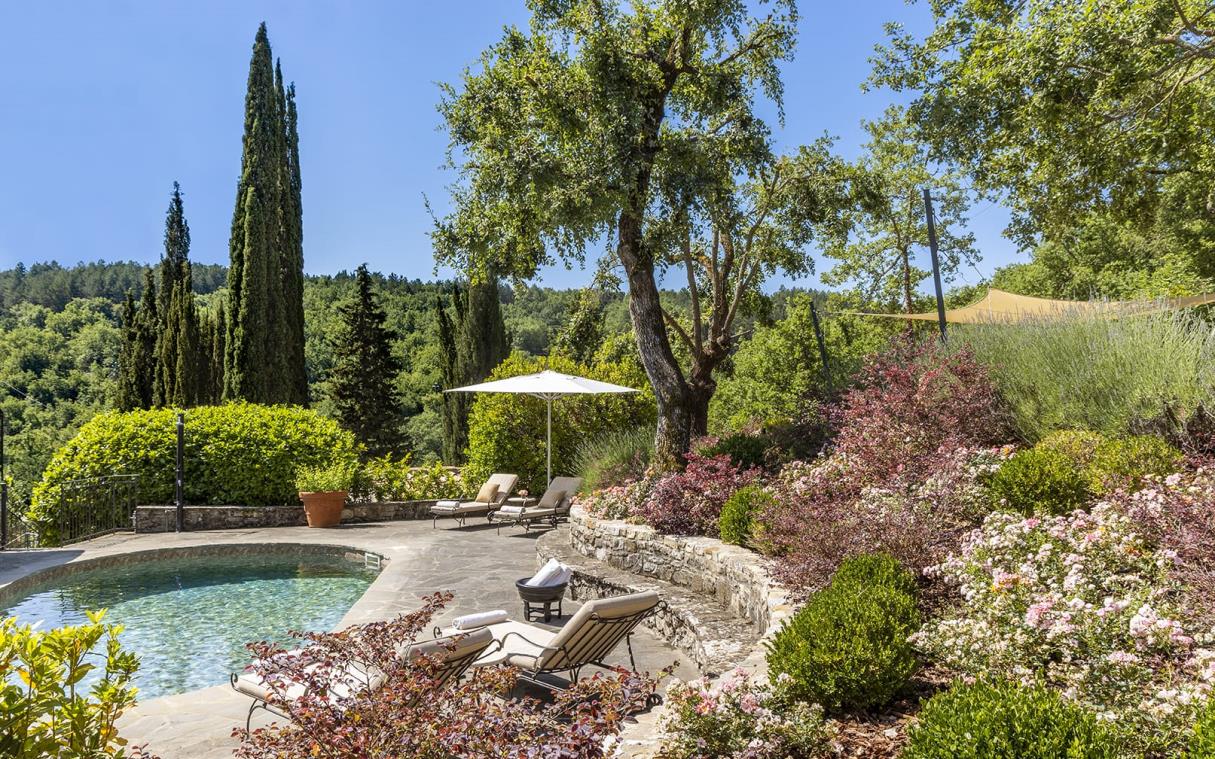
[516,577,567,602]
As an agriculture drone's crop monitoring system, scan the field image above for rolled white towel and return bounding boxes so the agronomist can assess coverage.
[497,504,525,515]
[526,558,571,587]
[452,609,508,630]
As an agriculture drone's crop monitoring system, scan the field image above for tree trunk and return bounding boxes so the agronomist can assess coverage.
[902,247,915,314]
[617,212,693,472]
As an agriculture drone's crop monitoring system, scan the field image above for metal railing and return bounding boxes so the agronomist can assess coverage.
[27,475,141,548]
[1,496,38,549]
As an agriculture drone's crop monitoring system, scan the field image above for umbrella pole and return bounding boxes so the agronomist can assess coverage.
[546,398,552,485]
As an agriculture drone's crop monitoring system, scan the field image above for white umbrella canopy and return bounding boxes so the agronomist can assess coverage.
[446,370,638,484]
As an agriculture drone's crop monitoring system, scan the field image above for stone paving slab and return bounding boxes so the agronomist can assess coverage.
[0,519,696,759]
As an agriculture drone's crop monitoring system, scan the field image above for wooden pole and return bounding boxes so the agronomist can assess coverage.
[923,187,948,343]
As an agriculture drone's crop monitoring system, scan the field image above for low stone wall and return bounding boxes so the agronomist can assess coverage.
[133,500,437,533]
[568,509,786,635]
[559,507,796,758]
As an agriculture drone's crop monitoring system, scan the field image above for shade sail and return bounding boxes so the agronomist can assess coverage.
[446,370,639,484]
[842,288,1215,325]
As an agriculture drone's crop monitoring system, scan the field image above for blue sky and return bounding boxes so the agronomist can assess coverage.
[0,1,1021,292]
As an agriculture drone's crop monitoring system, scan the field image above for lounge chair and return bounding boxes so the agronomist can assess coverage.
[430,473,518,527]
[464,590,662,691]
[489,476,583,533]
[231,626,493,731]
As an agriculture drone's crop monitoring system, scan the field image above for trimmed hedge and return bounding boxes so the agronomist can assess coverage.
[765,554,919,712]
[988,431,1185,515]
[32,404,359,522]
[903,679,1121,759]
[718,484,772,548]
[986,447,1092,516]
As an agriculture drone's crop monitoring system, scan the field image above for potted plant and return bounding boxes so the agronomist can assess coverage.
[295,462,354,528]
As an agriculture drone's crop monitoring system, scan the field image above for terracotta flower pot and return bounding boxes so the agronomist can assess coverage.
[299,491,347,528]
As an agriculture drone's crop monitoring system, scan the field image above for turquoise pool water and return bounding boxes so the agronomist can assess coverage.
[1,551,380,699]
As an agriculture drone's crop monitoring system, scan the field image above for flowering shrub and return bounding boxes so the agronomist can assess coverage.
[0,612,156,758]
[578,478,655,521]
[903,679,1121,759]
[353,456,463,502]
[234,592,660,759]
[765,554,920,712]
[1117,467,1215,628]
[631,453,759,536]
[656,669,834,759]
[828,336,1010,488]
[914,506,1215,753]
[759,447,1006,591]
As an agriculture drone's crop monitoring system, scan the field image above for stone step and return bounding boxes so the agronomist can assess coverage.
[536,527,759,677]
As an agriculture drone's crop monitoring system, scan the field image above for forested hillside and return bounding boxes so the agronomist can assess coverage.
[0,259,821,504]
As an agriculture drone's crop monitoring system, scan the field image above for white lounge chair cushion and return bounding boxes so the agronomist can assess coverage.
[233,651,384,706]
[431,500,490,515]
[471,621,557,668]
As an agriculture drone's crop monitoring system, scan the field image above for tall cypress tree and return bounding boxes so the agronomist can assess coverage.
[116,291,142,411]
[131,270,159,409]
[328,264,404,457]
[437,275,508,462]
[154,182,201,407]
[225,23,306,405]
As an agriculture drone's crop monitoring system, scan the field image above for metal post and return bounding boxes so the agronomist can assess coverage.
[546,398,552,486]
[175,412,184,533]
[923,187,948,343]
[809,301,831,390]
[1,408,7,550]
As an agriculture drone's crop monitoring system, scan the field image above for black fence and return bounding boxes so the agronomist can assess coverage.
[1,475,140,549]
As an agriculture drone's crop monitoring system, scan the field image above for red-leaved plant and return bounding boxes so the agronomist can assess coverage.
[631,452,760,536]
[829,335,1010,487]
[233,592,660,759]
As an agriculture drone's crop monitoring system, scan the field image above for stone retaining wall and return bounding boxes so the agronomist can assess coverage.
[133,501,437,533]
[568,509,785,634]
[559,507,796,758]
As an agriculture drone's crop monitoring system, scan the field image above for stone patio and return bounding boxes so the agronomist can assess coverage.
[0,519,697,759]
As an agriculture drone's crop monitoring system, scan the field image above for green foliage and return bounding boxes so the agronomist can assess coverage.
[986,447,1093,517]
[874,0,1215,267]
[718,484,772,548]
[820,106,976,312]
[294,460,355,493]
[32,404,358,528]
[988,431,1185,515]
[958,311,1215,444]
[572,425,653,492]
[700,433,770,471]
[355,456,464,501]
[1089,435,1184,493]
[710,293,893,435]
[225,23,306,406]
[0,611,147,758]
[766,554,920,713]
[1191,698,1215,759]
[0,259,225,311]
[326,264,404,457]
[436,278,509,464]
[465,353,656,493]
[0,298,122,504]
[903,679,1121,759]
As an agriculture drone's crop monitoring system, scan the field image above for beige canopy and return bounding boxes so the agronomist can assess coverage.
[842,288,1215,325]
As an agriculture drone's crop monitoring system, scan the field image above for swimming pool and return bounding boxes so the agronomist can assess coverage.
[1,549,381,699]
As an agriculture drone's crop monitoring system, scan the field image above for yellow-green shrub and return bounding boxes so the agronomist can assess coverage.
[465,353,656,492]
[32,403,358,523]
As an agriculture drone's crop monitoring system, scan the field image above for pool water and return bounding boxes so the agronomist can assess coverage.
[1,552,380,699]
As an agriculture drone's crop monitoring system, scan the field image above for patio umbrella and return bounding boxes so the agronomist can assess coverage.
[446,370,638,484]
